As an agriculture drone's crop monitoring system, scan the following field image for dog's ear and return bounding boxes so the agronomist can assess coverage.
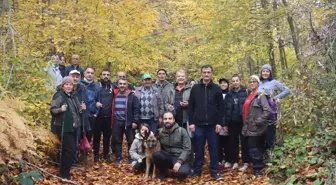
[154,129,161,139]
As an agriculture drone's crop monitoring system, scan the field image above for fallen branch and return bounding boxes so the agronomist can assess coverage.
[26,162,79,185]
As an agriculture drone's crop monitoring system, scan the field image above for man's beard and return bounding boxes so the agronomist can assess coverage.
[104,77,109,81]
[164,122,174,129]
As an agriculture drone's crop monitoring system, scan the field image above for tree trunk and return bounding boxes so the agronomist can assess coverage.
[262,0,277,78]
[282,0,301,62]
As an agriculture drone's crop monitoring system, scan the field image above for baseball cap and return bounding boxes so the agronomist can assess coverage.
[69,70,81,75]
[141,74,152,80]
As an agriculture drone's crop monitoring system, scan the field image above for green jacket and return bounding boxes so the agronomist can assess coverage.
[163,84,192,123]
[158,123,192,164]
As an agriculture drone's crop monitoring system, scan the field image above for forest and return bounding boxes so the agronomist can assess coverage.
[0,0,335,184]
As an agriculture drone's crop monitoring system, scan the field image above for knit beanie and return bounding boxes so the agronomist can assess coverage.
[250,75,261,84]
[62,76,74,86]
[261,64,272,73]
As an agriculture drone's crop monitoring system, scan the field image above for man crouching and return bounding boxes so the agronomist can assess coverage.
[153,112,192,181]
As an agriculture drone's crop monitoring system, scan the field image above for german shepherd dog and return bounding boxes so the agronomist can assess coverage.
[143,130,161,178]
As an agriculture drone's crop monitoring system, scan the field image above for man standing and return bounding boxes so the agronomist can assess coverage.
[155,69,173,108]
[111,78,140,164]
[69,70,90,164]
[81,67,101,146]
[164,70,191,129]
[135,74,164,132]
[188,65,225,180]
[112,71,135,90]
[65,54,84,77]
[154,112,192,181]
[58,55,67,77]
[94,69,114,162]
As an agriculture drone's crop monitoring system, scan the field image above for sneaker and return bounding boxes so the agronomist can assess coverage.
[211,173,224,181]
[224,162,231,168]
[103,157,111,163]
[232,163,239,170]
[239,163,249,172]
[94,155,99,163]
[115,157,122,164]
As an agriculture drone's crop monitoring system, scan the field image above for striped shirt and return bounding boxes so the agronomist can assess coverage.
[115,92,127,121]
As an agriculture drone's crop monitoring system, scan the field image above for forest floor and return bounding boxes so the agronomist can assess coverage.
[38,143,271,185]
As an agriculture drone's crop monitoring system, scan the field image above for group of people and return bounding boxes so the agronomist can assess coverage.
[48,55,291,181]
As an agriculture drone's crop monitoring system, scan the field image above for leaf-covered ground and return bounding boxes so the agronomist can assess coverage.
[38,143,271,185]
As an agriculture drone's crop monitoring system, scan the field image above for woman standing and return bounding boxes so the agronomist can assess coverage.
[51,77,85,179]
[44,55,63,89]
[258,64,291,149]
[242,75,271,176]
[225,74,250,171]
[218,78,230,165]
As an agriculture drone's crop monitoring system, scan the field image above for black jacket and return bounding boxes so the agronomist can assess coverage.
[98,80,114,117]
[226,86,251,123]
[111,89,140,127]
[188,80,226,126]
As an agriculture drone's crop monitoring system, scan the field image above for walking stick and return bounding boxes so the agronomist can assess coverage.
[59,105,66,176]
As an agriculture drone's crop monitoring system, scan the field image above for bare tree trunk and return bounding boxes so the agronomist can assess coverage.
[262,0,277,78]
[282,0,301,61]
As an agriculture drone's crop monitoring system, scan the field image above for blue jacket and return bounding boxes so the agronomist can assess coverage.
[65,65,84,77]
[81,80,100,117]
[257,79,291,100]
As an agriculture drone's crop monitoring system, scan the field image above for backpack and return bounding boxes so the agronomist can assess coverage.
[256,95,277,121]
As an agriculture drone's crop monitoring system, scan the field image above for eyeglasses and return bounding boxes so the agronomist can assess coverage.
[249,81,258,84]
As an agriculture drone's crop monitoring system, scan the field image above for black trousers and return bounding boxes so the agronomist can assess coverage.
[153,151,190,179]
[112,120,135,158]
[229,120,249,163]
[248,135,265,171]
[86,116,96,143]
[218,135,230,163]
[133,158,147,171]
[55,126,77,179]
[93,117,112,157]
[265,123,276,149]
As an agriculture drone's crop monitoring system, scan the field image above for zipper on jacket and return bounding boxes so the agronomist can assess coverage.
[205,86,208,122]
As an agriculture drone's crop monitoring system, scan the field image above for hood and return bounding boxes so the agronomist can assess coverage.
[135,131,154,140]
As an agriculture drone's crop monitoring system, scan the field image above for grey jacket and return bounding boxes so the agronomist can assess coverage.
[135,86,164,120]
[164,84,192,123]
[158,123,192,164]
[155,80,174,106]
[129,133,147,160]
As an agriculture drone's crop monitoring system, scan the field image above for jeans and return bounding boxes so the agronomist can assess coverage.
[86,116,96,143]
[140,118,158,133]
[112,120,135,159]
[194,125,219,175]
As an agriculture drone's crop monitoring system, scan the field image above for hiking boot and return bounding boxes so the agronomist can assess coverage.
[211,173,224,181]
[232,163,239,170]
[224,162,231,168]
[115,157,122,164]
[254,170,262,177]
[239,163,249,172]
[94,155,99,163]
